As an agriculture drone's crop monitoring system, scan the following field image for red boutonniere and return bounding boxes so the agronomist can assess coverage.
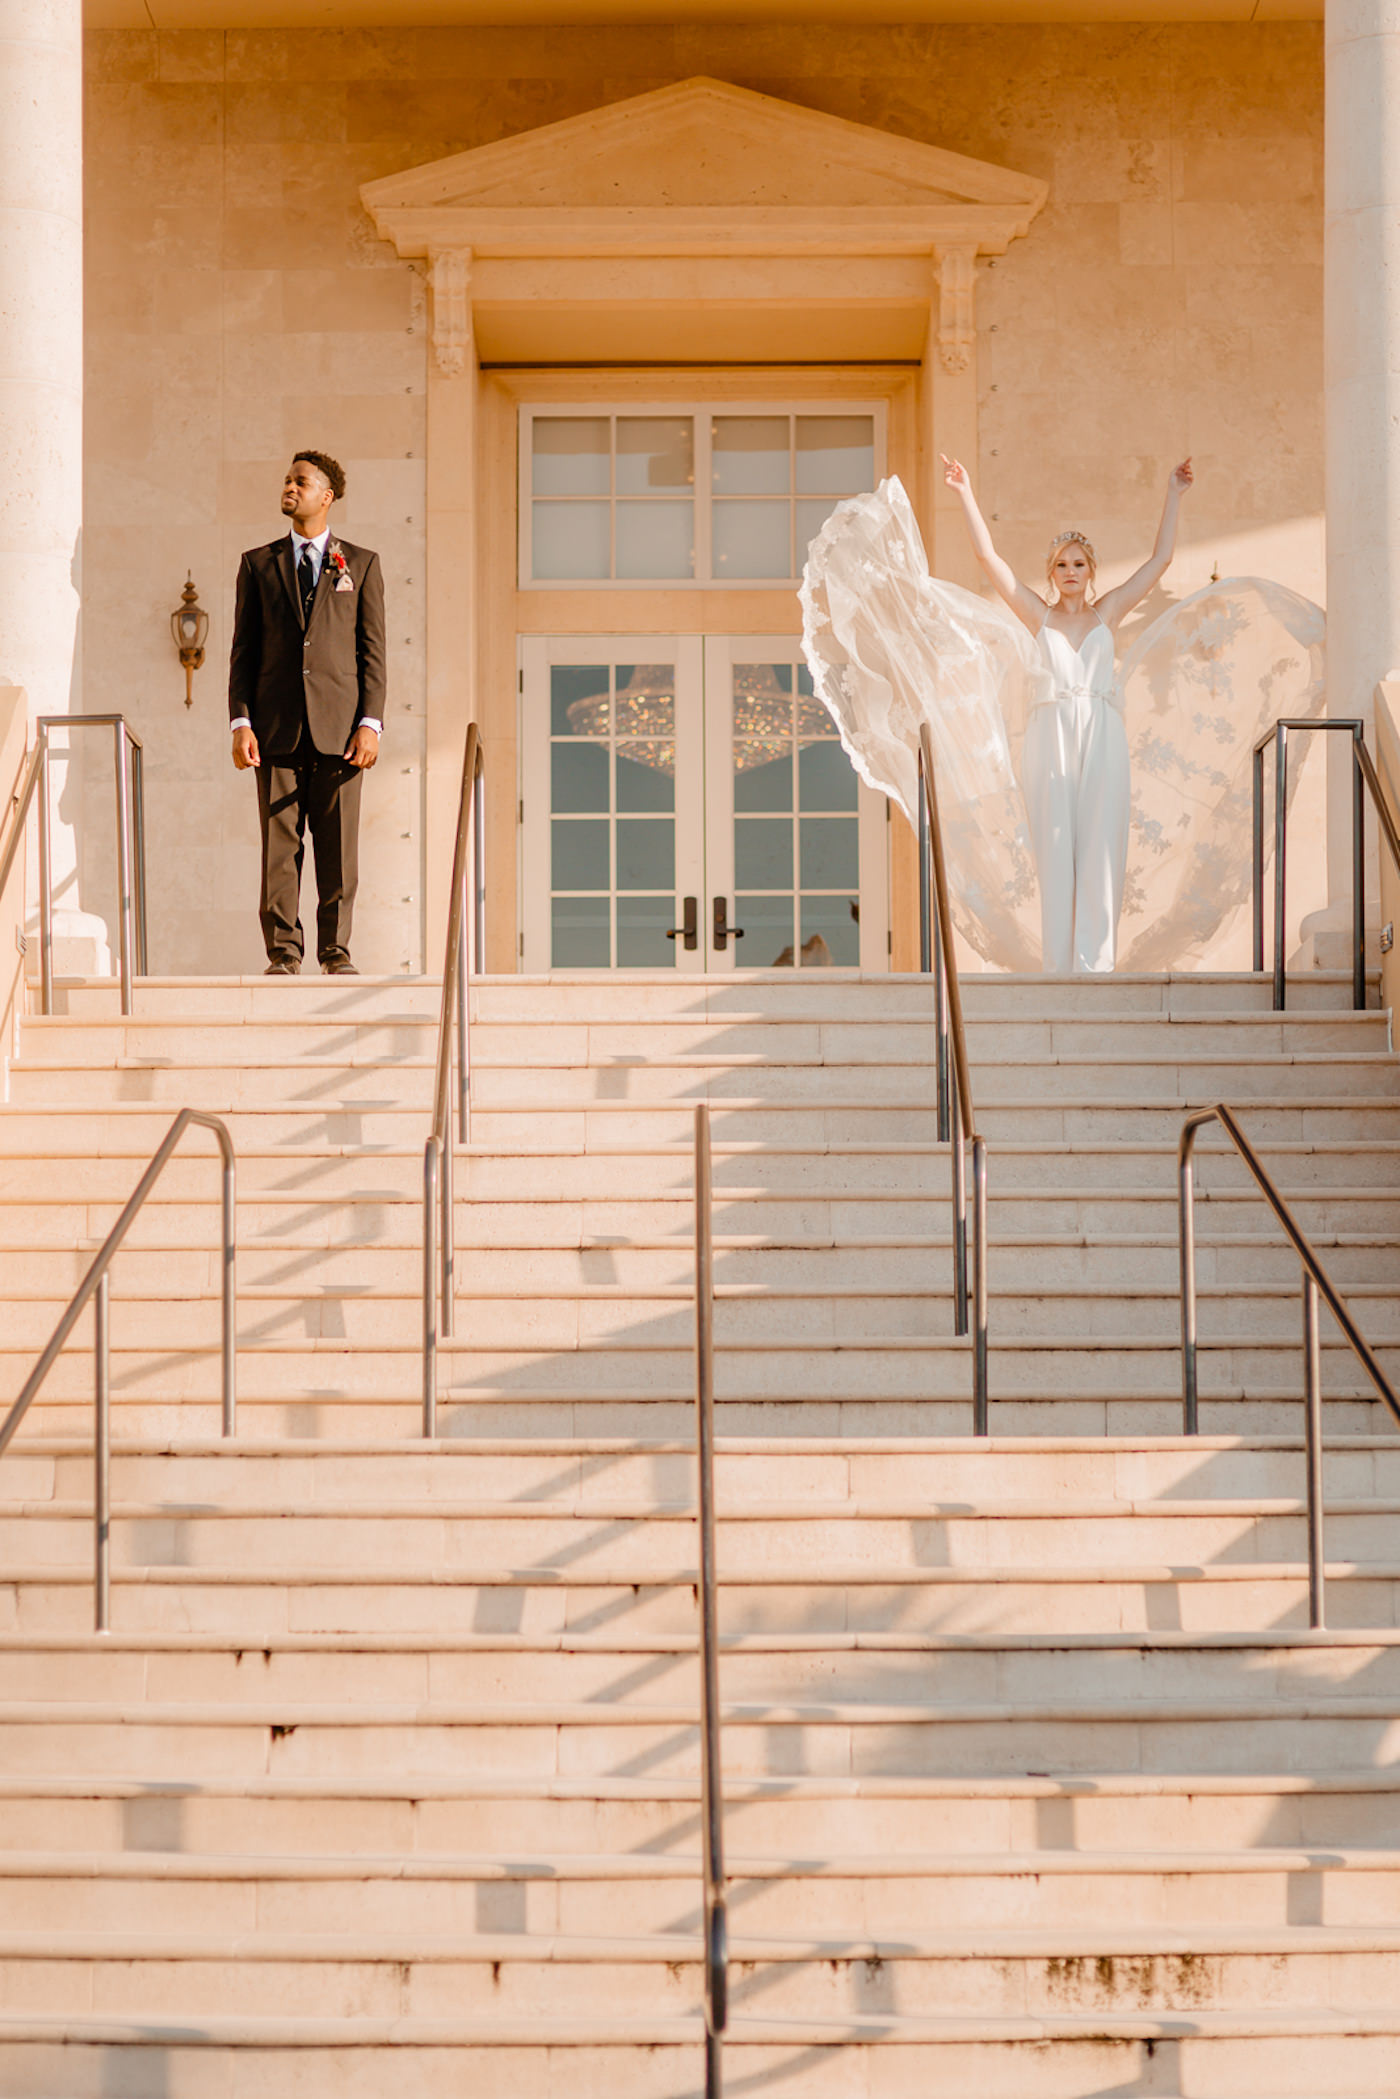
[328,542,355,593]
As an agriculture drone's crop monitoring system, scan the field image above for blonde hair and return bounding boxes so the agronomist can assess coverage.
[1046,529,1097,600]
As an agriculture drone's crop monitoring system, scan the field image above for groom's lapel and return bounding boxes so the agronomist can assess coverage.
[274,538,305,630]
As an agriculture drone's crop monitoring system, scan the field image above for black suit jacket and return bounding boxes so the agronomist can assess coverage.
[228,535,387,758]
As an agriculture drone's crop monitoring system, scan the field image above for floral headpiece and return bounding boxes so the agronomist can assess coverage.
[1048,529,1096,563]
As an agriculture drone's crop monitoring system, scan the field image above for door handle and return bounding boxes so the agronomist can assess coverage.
[666,896,698,951]
[713,897,745,952]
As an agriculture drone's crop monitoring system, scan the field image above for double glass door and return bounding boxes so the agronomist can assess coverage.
[520,636,888,972]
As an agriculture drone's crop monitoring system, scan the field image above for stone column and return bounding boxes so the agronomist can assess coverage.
[424,250,482,971]
[1324,0,1400,923]
[0,0,109,972]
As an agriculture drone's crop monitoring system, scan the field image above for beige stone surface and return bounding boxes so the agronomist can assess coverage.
[83,21,1325,975]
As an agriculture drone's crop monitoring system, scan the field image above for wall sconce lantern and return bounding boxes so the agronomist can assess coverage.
[171,573,209,708]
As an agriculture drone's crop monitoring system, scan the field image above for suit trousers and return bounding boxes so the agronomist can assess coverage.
[255,751,362,964]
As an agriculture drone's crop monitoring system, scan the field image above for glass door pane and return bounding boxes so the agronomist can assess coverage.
[704,636,887,973]
[520,638,704,972]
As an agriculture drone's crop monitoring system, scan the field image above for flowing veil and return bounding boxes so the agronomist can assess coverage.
[800,476,1326,971]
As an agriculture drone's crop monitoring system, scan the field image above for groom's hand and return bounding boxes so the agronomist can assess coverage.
[344,724,379,771]
[232,726,260,771]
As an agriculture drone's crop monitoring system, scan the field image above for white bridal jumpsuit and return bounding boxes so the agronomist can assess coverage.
[1021,616,1130,975]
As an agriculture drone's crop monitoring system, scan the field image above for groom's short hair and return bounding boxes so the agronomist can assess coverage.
[293,449,345,501]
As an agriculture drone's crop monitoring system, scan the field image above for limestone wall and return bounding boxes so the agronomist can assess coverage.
[82,21,1325,976]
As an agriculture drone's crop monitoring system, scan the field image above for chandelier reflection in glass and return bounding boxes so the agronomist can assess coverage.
[565,662,830,776]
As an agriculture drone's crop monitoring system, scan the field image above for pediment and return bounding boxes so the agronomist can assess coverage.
[362,76,1045,255]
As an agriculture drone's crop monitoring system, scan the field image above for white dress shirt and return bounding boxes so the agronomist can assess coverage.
[231,528,383,740]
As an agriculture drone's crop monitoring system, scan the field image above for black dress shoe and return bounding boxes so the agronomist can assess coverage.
[265,958,300,976]
[320,955,358,976]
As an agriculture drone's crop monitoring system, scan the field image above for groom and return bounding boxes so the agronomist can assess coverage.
[228,451,386,975]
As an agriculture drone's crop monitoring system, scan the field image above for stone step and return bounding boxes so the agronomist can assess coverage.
[1,1921,1398,2021]
[0,1233,1397,1293]
[8,1432,1399,1506]
[12,1390,1392,1446]
[8,1689,1400,1782]
[16,1080,1400,1152]
[6,1561,1394,1639]
[1,1332,1397,1413]
[0,2010,1388,2099]
[1,2010,1398,2099]
[3,1192,1399,1262]
[3,1152,1397,1218]
[7,1060,439,1106]
[1,1279,1395,1352]
[16,1024,1393,1091]
[2,1769,1396,1859]
[49,975,449,1019]
[8,1837,1400,1934]
[48,965,1372,1018]
[14,1005,1387,1065]
[6,1498,1400,1575]
[3,1628,1400,1710]
[20,1002,1384,1057]
[2,1276,1400,1360]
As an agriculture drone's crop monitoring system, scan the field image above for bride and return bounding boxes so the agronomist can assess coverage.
[800,470,1325,976]
[943,454,1192,973]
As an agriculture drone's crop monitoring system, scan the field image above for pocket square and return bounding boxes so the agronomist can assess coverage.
[334,574,355,592]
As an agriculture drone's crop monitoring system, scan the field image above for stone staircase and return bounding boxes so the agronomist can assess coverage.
[0,968,1399,2094]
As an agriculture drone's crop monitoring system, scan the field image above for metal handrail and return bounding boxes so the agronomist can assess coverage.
[916,723,990,1431]
[692,1105,727,2097]
[1252,717,1400,1011]
[422,723,485,1434]
[0,715,148,1016]
[0,1108,236,1632]
[1178,1101,1400,1629]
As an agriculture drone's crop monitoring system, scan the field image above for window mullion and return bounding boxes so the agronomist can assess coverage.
[695,410,711,587]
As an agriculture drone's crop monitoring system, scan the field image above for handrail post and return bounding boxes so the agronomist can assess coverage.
[130,733,149,976]
[456,867,469,1145]
[971,1133,988,1435]
[1272,722,1288,1012]
[473,749,486,971]
[440,1126,454,1341]
[1179,1123,1200,1436]
[1302,1270,1325,1630]
[1252,741,1265,976]
[37,728,52,1017]
[950,1087,968,1338]
[113,719,135,1016]
[94,1273,111,1635]
[918,747,950,1142]
[917,744,931,975]
[933,907,949,1146]
[693,1105,727,2090]
[220,1143,237,1438]
[422,1137,439,1438]
[1352,725,1367,1013]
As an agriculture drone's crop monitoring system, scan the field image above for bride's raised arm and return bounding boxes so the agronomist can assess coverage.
[1094,460,1194,631]
[941,455,1047,636]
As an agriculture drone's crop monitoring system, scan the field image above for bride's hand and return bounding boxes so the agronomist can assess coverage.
[941,454,970,492]
[1170,458,1194,495]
